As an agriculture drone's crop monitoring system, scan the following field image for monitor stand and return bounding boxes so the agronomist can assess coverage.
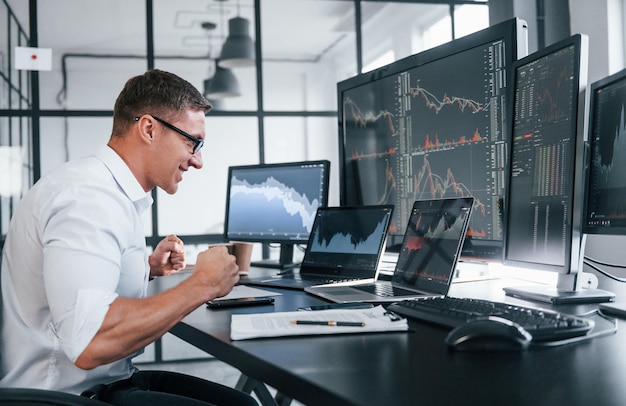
[250,243,301,270]
[503,271,615,305]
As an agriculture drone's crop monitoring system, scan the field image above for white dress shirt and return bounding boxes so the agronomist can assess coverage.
[1,146,153,394]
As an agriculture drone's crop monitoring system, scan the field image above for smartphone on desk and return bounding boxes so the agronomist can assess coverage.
[206,297,275,309]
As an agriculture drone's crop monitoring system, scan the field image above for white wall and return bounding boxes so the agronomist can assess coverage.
[570,0,625,83]
[569,0,610,83]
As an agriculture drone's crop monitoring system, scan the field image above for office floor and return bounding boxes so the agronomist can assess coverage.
[136,335,305,406]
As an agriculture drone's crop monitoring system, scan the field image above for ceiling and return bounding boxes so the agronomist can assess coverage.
[7,0,443,63]
[7,0,355,62]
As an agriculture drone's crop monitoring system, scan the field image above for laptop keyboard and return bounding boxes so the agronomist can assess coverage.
[387,296,593,341]
[352,283,419,297]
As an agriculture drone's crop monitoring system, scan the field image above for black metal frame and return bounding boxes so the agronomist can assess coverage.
[0,0,487,251]
[0,0,34,250]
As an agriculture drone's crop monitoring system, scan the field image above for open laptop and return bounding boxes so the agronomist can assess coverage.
[305,197,474,303]
[244,205,394,290]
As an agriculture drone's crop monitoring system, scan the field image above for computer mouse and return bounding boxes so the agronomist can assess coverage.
[444,316,532,352]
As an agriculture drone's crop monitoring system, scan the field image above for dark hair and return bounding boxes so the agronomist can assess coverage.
[111,69,212,136]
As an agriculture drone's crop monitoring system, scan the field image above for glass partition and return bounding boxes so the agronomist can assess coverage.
[37,0,146,110]
[1,0,500,252]
[261,0,357,111]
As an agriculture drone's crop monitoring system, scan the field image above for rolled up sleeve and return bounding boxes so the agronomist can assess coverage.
[66,289,118,362]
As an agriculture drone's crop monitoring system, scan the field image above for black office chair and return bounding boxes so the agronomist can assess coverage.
[0,388,110,405]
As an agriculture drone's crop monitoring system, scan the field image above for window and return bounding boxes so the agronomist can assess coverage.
[1,0,495,254]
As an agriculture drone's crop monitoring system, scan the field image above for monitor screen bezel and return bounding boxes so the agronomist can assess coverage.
[502,33,589,276]
[582,67,626,236]
[336,17,528,262]
[224,160,331,245]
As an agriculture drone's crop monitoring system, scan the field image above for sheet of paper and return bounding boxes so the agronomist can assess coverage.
[231,305,408,340]
[213,285,281,301]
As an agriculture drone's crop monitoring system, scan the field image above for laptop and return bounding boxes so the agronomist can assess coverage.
[305,197,474,303]
[244,205,394,290]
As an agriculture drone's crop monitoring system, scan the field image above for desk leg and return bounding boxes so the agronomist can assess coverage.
[235,373,293,406]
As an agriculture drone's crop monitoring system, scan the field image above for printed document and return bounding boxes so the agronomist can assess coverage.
[230,305,408,340]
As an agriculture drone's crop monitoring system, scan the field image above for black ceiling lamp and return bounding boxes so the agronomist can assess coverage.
[205,62,241,98]
[202,78,223,109]
[218,0,255,68]
[218,17,255,68]
[201,18,241,99]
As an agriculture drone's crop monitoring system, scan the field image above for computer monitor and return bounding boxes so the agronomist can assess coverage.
[584,67,626,235]
[502,34,614,304]
[337,18,528,263]
[581,68,626,311]
[224,160,330,269]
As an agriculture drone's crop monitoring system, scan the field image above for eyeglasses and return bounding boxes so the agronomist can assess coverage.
[134,115,204,154]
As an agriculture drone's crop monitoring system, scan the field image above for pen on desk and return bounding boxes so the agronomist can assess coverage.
[290,320,365,327]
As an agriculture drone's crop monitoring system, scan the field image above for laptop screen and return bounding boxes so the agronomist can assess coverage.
[392,198,474,294]
[300,205,394,277]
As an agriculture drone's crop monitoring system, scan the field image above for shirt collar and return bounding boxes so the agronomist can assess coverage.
[95,146,153,212]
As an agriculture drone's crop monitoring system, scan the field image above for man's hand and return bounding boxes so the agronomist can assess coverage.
[149,234,186,277]
[193,246,240,300]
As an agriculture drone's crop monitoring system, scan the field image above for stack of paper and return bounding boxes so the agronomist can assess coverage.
[230,305,408,340]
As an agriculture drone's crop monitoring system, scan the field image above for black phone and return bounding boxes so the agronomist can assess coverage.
[206,296,275,309]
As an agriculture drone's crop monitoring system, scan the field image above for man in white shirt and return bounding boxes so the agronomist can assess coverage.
[0,69,257,405]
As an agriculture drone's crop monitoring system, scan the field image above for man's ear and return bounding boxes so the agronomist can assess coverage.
[136,116,156,144]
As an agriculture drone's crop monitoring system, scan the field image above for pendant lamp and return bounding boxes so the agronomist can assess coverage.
[203,78,224,109]
[205,61,241,98]
[218,16,255,68]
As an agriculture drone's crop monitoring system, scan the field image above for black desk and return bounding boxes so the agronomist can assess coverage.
[150,270,626,406]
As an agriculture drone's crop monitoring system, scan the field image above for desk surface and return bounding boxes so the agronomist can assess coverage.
[150,269,626,406]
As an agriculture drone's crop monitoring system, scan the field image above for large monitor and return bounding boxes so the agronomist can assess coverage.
[337,18,528,263]
[581,68,626,311]
[502,34,614,304]
[584,67,626,235]
[224,160,330,269]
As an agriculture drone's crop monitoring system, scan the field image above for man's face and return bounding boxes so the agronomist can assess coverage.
[150,109,205,194]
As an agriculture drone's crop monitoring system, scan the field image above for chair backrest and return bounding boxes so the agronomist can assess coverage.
[0,388,111,405]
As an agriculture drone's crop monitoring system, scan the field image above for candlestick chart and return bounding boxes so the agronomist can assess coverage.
[338,20,527,260]
[341,45,506,243]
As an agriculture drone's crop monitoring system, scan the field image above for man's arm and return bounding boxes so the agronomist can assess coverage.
[74,246,239,370]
